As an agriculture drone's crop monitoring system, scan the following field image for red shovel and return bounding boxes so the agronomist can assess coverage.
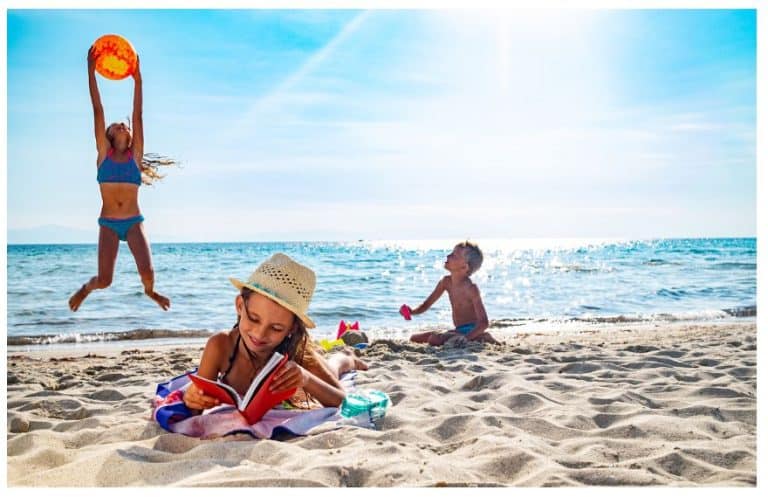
[399,304,412,320]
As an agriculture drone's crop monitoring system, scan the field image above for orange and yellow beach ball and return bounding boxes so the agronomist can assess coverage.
[91,34,137,80]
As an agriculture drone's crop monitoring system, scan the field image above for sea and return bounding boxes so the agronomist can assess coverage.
[6,238,757,350]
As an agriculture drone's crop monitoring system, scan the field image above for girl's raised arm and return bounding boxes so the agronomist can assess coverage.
[130,55,144,161]
[87,46,109,162]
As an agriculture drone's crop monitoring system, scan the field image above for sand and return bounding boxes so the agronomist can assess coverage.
[6,320,757,487]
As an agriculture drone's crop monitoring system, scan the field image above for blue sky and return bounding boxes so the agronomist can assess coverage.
[5,8,757,242]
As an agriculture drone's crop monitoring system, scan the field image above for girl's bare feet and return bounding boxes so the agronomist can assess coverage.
[339,346,369,371]
[68,284,90,311]
[146,290,171,310]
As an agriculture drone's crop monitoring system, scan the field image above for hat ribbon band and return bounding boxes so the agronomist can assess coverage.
[246,281,286,303]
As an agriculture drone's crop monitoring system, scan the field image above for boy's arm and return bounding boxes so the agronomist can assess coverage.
[411,277,447,315]
[464,284,490,341]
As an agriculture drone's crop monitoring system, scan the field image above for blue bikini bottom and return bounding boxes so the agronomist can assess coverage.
[98,214,144,241]
[455,323,476,335]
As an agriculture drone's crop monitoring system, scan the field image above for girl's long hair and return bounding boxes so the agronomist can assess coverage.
[138,153,178,186]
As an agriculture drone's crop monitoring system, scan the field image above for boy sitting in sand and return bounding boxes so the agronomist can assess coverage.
[405,241,499,346]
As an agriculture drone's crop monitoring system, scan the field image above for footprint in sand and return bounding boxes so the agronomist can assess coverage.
[87,389,127,401]
[693,387,748,398]
[478,452,536,481]
[534,365,559,374]
[680,448,753,470]
[416,357,440,366]
[671,372,701,382]
[469,392,494,403]
[622,345,660,354]
[427,415,474,441]
[387,391,406,405]
[592,412,624,428]
[523,374,545,381]
[95,372,130,382]
[601,423,648,439]
[726,366,755,379]
[498,392,545,413]
[524,357,547,365]
[28,399,90,420]
[654,452,718,480]
[460,373,506,391]
[654,349,687,358]
[28,389,66,398]
[543,381,576,393]
[697,358,720,367]
[558,362,601,374]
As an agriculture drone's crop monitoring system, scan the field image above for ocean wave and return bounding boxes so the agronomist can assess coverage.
[688,248,723,255]
[558,265,603,273]
[310,306,392,319]
[722,305,756,317]
[712,262,757,270]
[7,328,213,346]
[488,318,533,328]
[643,259,682,266]
[565,308,748,324]
[486,308,754,328]
[656,288,690,299]
[12,319,80,327]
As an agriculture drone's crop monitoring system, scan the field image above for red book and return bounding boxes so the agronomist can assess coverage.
[188,352,297,424]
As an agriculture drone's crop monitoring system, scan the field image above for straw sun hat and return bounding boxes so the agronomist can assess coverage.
[229,253,316,329]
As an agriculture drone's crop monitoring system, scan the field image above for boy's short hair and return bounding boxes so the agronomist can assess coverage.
[457,241,483,275]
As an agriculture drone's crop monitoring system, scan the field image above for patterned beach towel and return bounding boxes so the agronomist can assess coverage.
[152,370,365,439]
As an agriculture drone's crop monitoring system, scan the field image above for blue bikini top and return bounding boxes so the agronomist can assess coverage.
[97,150,142,186]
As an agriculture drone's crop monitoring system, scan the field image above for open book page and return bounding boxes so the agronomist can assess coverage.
[187,374,243,406]
[240,356,297,424]
[239,352,285,410]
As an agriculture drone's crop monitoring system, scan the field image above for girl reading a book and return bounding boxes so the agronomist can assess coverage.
[183,253,367,413]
